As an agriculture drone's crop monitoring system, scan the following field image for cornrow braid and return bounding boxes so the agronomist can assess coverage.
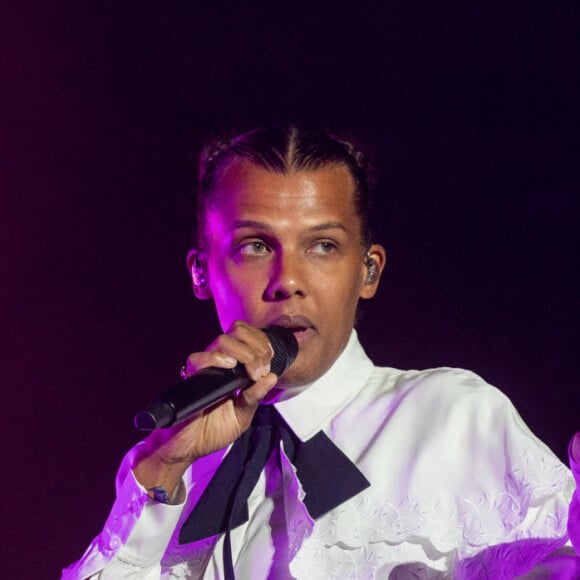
[195,124,374,249]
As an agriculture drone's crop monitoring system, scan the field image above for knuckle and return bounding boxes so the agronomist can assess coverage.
[229,320,250,334]
[186,351,217,373]
[186,353,202,373]
[257,340,273,360]
[209,334,229,350]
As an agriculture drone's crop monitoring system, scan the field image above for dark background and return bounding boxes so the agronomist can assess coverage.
[1,2,578,577]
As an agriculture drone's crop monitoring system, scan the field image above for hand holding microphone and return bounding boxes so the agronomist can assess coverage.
[134,325,298,430]
[131,323,298,499]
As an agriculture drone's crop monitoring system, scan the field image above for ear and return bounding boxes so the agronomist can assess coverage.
[186,249,213,300]
[359,244,387,299]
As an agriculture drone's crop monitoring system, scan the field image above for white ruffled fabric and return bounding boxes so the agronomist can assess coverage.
[64,332,576,579]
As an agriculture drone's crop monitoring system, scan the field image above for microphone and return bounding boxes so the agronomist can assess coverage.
[134,326,299,431]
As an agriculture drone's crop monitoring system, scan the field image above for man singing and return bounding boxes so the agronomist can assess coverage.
[65,125,579,579]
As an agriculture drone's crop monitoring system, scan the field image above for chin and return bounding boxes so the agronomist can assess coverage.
[276,360,329,389]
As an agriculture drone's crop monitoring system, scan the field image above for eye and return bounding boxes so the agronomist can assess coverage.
[308,240,338,255]
[238,240,271,256]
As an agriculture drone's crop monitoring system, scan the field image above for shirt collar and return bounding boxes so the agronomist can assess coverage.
[272,330,374,442]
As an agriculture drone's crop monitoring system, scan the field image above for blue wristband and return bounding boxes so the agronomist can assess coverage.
[148,485,170,504]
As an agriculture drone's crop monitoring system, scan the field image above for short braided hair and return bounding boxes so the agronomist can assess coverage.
[195,124,374,249]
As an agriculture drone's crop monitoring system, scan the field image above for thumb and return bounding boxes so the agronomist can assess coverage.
[237,373,279,408]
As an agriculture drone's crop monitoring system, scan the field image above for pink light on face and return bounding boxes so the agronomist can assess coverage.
[198,160,385,389]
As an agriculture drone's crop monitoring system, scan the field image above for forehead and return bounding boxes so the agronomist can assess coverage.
[205,160,359,229]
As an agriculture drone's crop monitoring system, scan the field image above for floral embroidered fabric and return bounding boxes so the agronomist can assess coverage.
[64,332,577,579]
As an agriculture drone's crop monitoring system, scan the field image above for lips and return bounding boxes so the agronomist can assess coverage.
[267,314,316,343]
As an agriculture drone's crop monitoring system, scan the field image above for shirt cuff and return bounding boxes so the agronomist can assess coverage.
[106,469,185,567]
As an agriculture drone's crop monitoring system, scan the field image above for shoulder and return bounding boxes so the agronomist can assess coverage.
[330,364,512,457]
[333,363,564,478]
[360,364,511,418]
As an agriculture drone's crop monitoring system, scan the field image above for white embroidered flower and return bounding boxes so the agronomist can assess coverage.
[515,452,570,499]
[167,559,192,578]
[379,496,425,543]
[162,538,216,577]
[461,493,513,546]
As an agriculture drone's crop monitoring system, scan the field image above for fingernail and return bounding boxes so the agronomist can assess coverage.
[221,356,237,367]
[261,364,271,378]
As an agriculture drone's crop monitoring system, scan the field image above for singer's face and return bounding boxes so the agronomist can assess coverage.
[199,160,385,388]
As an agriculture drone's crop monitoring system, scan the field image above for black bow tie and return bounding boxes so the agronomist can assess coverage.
[179,405,370,552]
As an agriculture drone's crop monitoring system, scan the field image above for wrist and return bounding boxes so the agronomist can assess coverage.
[133,446,191,501]
[147,480,184,505]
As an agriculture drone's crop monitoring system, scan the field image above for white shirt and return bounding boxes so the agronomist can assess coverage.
[64,331,577,579]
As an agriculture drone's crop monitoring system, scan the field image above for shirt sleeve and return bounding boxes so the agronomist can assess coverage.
[568,433,580,554]
[456,433,580,579]
[61,443,186,579]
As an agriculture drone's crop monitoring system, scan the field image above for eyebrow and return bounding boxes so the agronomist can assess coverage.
[231,220,348,233]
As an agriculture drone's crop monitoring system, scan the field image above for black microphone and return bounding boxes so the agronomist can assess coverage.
[134,326,299,431]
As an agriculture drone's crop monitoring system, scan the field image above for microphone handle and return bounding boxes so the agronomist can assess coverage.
[134,366,251,431]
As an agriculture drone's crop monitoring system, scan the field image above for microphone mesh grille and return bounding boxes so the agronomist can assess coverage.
[263,327,299,377]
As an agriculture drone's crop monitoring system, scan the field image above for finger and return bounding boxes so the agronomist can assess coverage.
[237,372,278,407]
[225,321,275,360]
[208,324,274,381]
[207,335,269,381]
[185,350,237,376]
[232,373,279,426]
[225,321,275,359]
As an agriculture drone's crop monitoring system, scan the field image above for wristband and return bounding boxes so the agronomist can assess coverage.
[148,485,170,504]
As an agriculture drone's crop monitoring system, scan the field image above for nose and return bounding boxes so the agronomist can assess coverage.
[264,252,306,301]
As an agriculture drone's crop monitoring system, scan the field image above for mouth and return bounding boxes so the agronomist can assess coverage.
[268,314,316,344]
